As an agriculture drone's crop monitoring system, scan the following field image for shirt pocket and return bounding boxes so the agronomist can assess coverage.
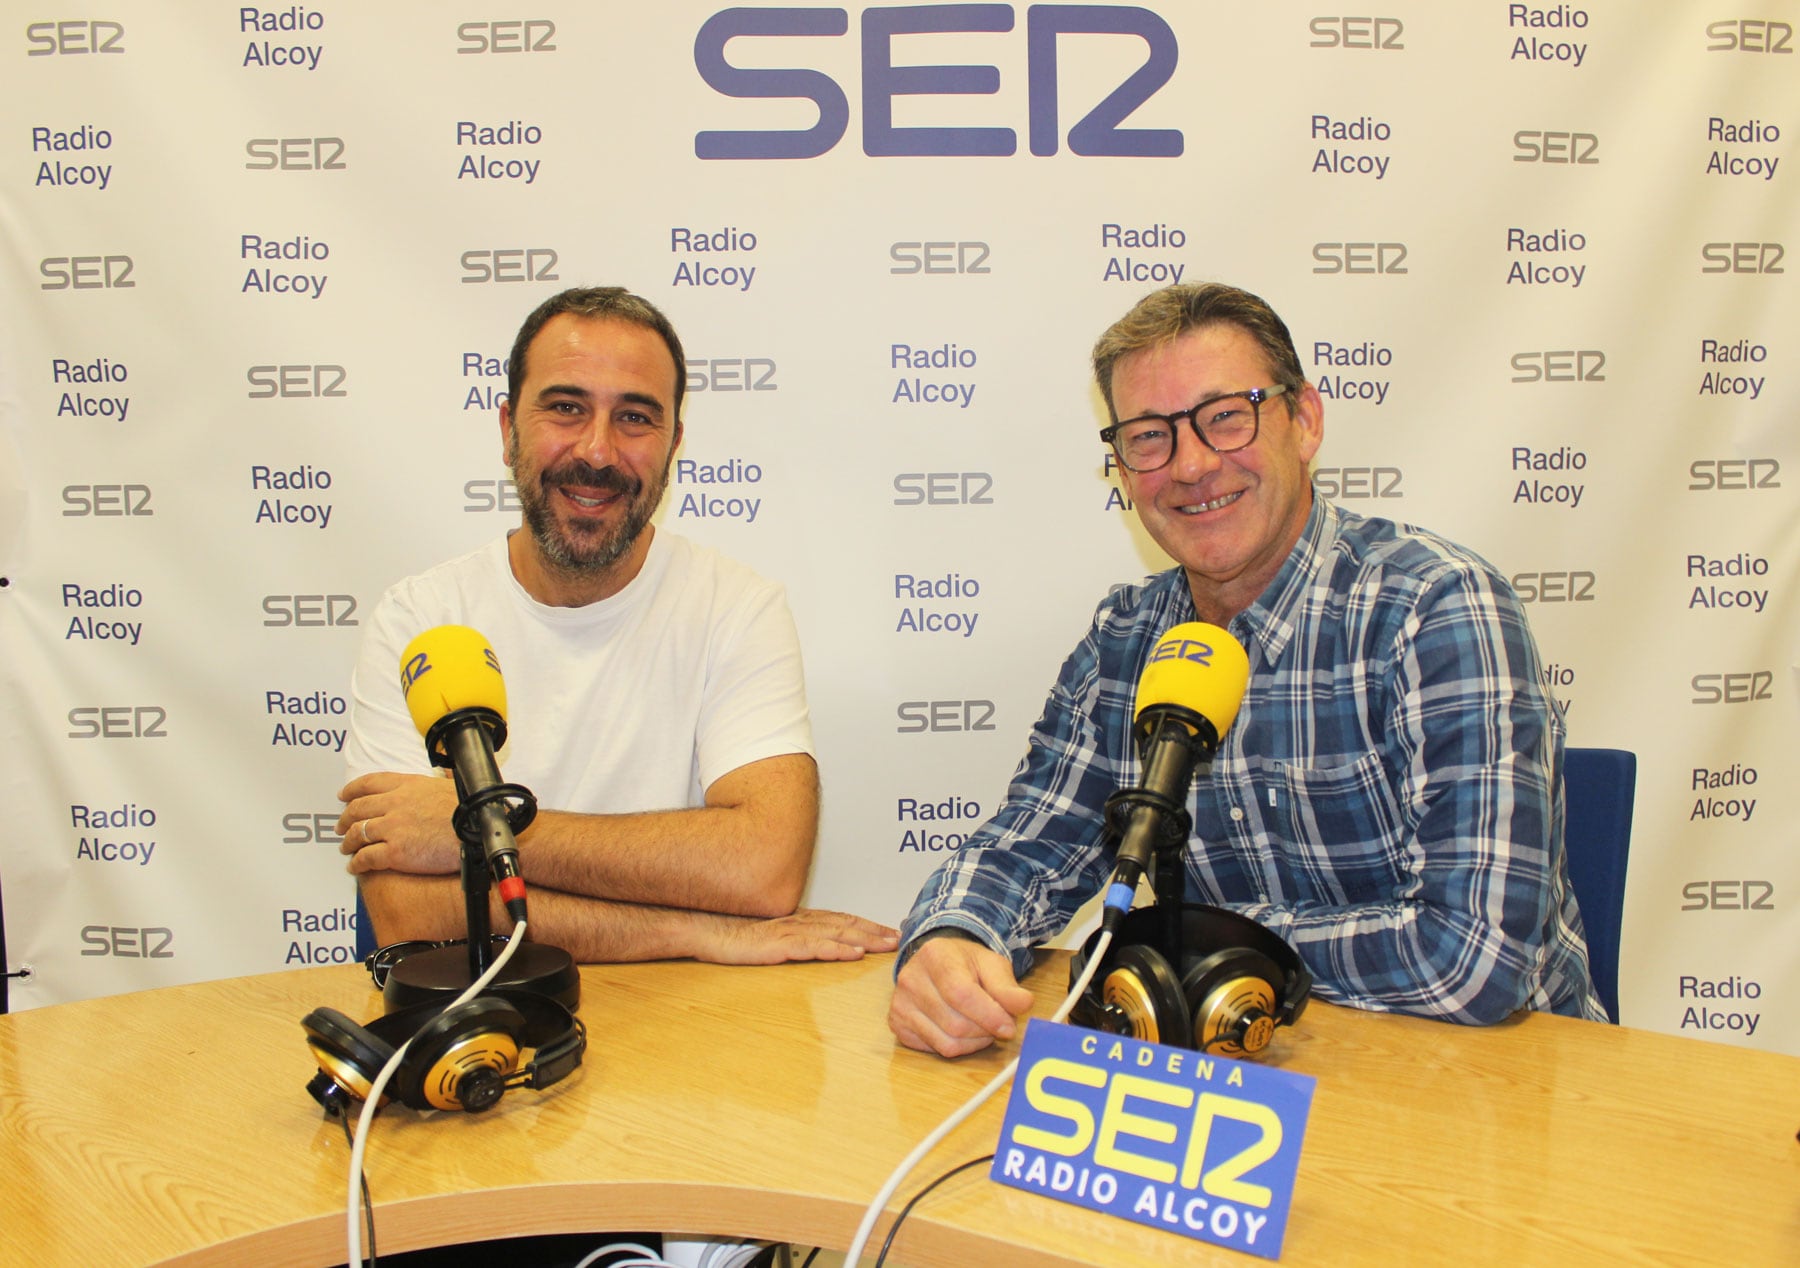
[1268,751,1411,906]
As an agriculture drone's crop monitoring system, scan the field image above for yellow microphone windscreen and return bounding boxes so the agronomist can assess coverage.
[398,625,508,737]
[1135,622,1250,734]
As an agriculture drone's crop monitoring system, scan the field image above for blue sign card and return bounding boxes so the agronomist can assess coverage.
[992,1019,1317,1259]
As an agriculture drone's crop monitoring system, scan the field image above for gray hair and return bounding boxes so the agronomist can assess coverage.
[1091,283,1305,419]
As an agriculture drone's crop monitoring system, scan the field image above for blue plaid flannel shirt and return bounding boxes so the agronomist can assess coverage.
[901,496,1605,1024]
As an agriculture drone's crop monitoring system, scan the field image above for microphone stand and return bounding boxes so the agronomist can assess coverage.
[456,774,502,981]
[1152,815,1187,974]
[380,709,580,1012]
[379,805,581,1012]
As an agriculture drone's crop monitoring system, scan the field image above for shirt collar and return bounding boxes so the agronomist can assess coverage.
[1226,492,1335,668]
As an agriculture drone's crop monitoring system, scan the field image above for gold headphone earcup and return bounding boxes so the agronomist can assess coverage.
[301,1007,397,1104]
[1182,949,1282,1057]
[399,998,527,1112]
[1100,944,1191,1045]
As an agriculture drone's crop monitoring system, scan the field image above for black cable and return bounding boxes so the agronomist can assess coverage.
[873,1154,995,1268]
[1,859,11,1015]
[335,1110,379,1267]
[798,1249,820,1268]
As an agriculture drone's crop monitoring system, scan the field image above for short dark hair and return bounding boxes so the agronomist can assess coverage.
[506,286,687,418]
[1091,283,1305,419]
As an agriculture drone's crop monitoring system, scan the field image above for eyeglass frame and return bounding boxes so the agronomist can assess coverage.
[363,935,512,989]
[1099,384,1292,472]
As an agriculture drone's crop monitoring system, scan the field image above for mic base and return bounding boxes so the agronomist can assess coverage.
[382,941,580,1014]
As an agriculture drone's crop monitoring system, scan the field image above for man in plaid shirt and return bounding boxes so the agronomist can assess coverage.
[890,283,1604,1058]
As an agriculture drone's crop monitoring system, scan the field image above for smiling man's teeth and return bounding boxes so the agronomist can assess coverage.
[1180,490,1243,514]
[568,492,606,508]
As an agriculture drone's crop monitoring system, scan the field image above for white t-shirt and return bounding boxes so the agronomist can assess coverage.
[343,530,813,813]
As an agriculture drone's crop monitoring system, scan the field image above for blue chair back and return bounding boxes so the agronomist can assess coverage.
[1561,747,1636,1023]
[354,889,377,962]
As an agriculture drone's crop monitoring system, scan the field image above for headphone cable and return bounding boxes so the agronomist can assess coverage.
[873,1153,996,1267]
[335,1108,380,1267]
[344,919,529,1266]
[840,929,1114,1265]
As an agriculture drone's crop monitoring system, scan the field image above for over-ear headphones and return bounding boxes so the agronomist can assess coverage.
[301,988,585,1115]
[1068,905,1311,1057]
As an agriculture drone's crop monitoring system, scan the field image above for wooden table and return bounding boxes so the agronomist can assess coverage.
[1,952,1795,1265]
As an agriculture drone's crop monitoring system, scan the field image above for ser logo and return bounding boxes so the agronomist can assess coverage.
[461,248,560,283]
[1681,881,1774,910]
[262,594,359,627]
[1510,350,1605,382]
[1690,671,1773,704]
[282,812,342,843]
[395,644,496,696]
[1705,20,1793,52]
[1512,131,1598,163]
[455,20,557,53]
[80,926,174,957]
[245,138,346,170]
[68,706,168,739]
[40,255,134,290]
[687,357,778,391]
[248,365,347,398]
[1509,571,1596,603]
[465,479,521,512]
[694,5,1181,159]
[894,472,994,505]
[1312,243,1406,274]
[1701,242,1784,274]
[1313,467,1402,498]
[63,484,152,516]
[891,242,990,274]
[399,649,431,696]
[1307,17,1404,48]
[898,700,997,732]
[26,20,124,54]
[1688,458,1781,491]
[1149,637,1213,666]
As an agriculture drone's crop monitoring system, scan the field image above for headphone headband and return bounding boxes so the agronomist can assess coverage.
[1070,903,1312,1053]
[1154,905,1311,1025]
[302,987,585,1115]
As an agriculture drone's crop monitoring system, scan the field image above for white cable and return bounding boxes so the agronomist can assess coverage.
[842,930,1115,1266]
[344,920,529,1266]
[572,1243,670,1268]
[662,1234,770,1267]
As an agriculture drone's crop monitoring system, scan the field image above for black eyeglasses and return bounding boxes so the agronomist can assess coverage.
[364,935,512,989]
[1100,385,1290,472]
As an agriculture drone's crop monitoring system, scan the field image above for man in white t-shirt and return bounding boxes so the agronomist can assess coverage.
[337,286,895,965]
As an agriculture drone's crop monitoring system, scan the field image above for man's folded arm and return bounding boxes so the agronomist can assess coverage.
[359,871,893,965]
[511,751,819,918]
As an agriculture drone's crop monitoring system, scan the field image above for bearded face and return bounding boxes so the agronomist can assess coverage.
[509,431,673,575]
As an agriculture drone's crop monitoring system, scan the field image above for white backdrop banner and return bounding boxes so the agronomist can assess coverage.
[2,3,1794,1053]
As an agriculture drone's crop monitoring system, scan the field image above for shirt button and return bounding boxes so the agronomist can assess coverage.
[1230,807,1245,822]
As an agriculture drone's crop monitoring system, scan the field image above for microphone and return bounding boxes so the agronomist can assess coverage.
[1100,622,1249,933]
[398,625,535,924]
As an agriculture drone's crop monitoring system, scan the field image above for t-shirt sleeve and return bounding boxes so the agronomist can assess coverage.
[692,578,814,791]
[342,583,442,782]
